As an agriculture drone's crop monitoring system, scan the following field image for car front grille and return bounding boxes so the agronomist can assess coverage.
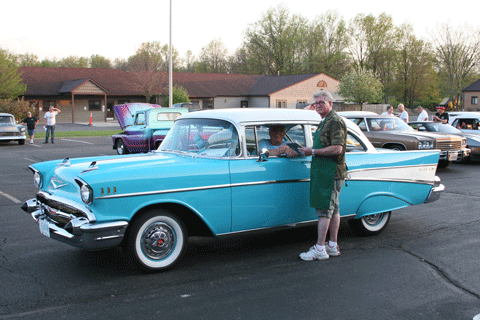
[436,140,462,151]
[36,193,87,227]
[0,132,20,137]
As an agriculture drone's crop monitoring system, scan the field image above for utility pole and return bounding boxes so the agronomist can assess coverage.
[169,0,173,108]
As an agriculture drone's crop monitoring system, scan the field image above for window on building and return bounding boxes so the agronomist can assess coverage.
[317,80,327,88]
[89,100,102,111]
[472,96,478,105]
[276,100,287,108]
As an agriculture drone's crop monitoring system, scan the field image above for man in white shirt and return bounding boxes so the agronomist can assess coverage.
[381,105,394,116]
[43,106,61,144]
[416,106,429,122]
[398,104,409,123]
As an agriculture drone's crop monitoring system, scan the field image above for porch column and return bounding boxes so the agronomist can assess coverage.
[71,93,75,123]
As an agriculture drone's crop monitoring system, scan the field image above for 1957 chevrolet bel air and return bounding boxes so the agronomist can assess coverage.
[22,109,444,271]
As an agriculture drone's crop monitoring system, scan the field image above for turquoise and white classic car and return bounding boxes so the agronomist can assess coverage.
[22,109,444,271]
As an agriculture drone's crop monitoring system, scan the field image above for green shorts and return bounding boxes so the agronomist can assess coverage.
[315,179,345,219]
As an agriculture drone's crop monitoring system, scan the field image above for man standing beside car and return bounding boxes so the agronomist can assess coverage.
[21,112,39,144]
[416,106,429,121]
[43,106,60,144]
[433,106,449,124]
[298,91,347,261]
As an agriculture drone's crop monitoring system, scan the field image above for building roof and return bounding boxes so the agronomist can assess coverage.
[463,79,480,92]
[18,67,334,99]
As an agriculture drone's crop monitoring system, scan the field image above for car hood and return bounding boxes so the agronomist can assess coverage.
[368,130,444,140]
[114,103,162,130]
[33,152,219,202]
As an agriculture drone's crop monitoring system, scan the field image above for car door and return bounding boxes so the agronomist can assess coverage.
[124,111,149,152]
[229,124,315,232]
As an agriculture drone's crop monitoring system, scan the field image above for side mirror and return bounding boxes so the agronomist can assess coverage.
[257,148,270,162]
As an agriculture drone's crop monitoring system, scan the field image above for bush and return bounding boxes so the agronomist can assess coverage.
[0,99,35,120]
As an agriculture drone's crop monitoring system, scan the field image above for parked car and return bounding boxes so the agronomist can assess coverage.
[0,113,26,145]
[22,109,444,272]
[448,111,480,134]
[112,103,189,155]
[340,111,467,168]
[409,121,480,161]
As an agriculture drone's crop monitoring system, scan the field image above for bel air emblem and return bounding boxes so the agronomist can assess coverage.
[50,176,67,189]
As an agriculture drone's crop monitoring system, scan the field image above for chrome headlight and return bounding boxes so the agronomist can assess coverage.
[20,127,26,132]
[80,184,93,204]
[33,171,42,188]
[75,178,94,204]
[461,138,467,148]
[418,141,434,149]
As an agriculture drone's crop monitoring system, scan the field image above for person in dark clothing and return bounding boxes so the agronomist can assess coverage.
[21,112,39,144]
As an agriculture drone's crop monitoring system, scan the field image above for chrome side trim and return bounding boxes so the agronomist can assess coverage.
[95,179,311,199]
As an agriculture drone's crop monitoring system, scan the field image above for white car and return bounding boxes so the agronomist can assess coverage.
[0,113,26,145]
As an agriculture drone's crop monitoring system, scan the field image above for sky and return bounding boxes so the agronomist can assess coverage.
[1,0,476,62]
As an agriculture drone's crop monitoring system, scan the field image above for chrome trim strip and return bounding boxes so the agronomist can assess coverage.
[95,179,311,199]
[95,170,437,200]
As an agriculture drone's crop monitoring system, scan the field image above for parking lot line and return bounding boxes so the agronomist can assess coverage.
[60,139,94,145]
[0,190,21,204]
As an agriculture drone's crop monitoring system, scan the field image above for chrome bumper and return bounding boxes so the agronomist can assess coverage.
[22,198,128,250]
[439,148,470,161]
[425,176,445,203]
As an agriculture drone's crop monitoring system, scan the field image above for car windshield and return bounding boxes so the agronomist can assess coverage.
[365,117,413,132]
[159,118,240,158]
[422,123,462,134]
[0,116,14,125]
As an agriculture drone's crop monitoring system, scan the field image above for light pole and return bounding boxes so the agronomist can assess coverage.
[168,0,173,108]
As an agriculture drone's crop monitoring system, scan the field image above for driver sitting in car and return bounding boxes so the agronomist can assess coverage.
[258,125,299,157]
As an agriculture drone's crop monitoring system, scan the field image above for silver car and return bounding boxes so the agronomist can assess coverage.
[0,113,26,145]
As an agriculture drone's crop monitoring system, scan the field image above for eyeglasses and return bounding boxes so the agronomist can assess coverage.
[313,102,328,107]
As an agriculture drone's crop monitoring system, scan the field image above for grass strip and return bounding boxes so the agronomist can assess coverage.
[34,130,121,138]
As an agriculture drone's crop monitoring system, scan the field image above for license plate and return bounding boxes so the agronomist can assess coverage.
[39,219,50,238]
[448,152,458,161]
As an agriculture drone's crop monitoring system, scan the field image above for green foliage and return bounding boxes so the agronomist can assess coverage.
[195,39,229,73]
[90,55,112,68]
[162,85,190,107]
[0,99,35,120]
[339,69,384,105]
[243,4,308,75]
[0,49,27,100]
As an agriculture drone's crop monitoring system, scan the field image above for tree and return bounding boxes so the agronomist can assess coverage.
[302,10,351,79]
[242,4,308,75]
[338,69,383,105]
[430,23,480,103]
[90,54,112,68]
[0,49,26,100]
[126,42,171,103]
[348,13,401,103]
[16,53,41,67]
[394,29,440,108]
[162,85,190,105]
[195,39,229,73]
[58,56,89,68]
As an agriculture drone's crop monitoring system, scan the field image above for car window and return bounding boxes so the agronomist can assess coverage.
[245,124,306,157]
[346,133,367,152]
[157,112,182,121]
[350,118,367,131]
[160,118,239,157]
[0,116,14,125]
[135,113,145,125]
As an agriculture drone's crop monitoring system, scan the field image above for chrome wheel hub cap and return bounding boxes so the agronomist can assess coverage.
[141,222,175,260]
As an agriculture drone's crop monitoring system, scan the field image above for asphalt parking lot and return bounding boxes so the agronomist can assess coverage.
[1,133,479,319]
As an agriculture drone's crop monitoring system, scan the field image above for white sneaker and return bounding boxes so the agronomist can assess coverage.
[299,245,329,261]
[325,243,341,257]
[29,140,33,144]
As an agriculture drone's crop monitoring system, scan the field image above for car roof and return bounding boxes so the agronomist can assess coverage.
[0,113,14,117]
[179,108,322,124]
[337,111,378,117]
